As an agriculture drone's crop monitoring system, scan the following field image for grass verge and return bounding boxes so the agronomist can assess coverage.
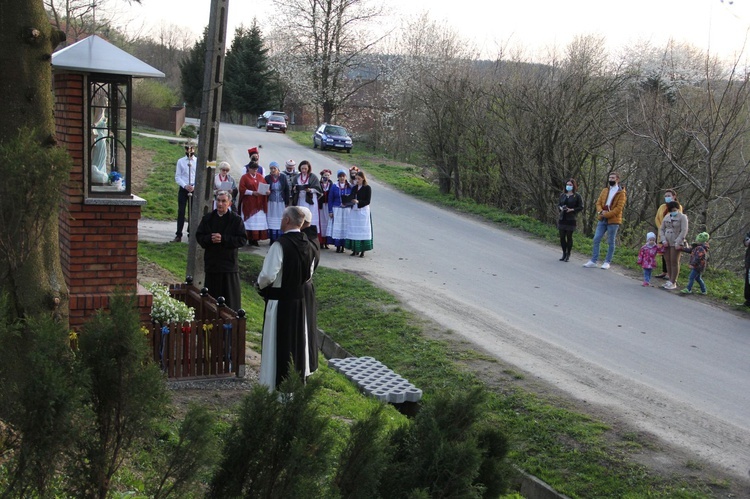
[138,243,728,498]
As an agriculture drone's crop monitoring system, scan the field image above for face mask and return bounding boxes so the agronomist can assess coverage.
[670,212,678,218]
[565,185,573,192]
[608,180,616,186]
[664,196,673,203]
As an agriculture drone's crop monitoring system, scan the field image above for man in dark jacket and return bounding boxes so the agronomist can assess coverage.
[195,190,247,311]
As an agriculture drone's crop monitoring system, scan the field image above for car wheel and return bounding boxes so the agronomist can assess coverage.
[282,129,286,134]
[346,148,351,154]
[313,139,317,149]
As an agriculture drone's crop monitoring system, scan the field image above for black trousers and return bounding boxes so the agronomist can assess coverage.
[744,266,750,303]
[559,229,574,252]
[176,187,190,237]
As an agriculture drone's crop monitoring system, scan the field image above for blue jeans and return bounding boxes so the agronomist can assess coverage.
[643,268,652,283]
[591,220,619,264]
[686,269,706,293]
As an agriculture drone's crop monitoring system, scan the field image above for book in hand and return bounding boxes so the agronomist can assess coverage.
[256,183,270,195]
[340,193,353,207]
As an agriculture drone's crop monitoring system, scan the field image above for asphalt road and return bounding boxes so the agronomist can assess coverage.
[142,123,750,479]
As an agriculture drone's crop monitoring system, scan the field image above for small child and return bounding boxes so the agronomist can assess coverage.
[681,232,710,295]
[637,232,659,286]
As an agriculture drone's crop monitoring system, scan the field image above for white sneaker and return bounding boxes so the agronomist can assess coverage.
[661,281,672,288]
[664,282,677,290]
[583,261,597,268]
[600,262,610,269]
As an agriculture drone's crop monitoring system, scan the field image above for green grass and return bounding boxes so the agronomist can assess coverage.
[133,134,187,220]
[136,244,727,498]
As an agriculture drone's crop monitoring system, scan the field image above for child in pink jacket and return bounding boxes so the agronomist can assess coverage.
[637,232,660,286]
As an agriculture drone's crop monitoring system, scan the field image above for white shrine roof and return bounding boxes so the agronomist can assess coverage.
[52,35,164,78]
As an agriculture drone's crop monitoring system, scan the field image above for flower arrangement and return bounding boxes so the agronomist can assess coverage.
[147,283,195,324]
[108,171,122,183]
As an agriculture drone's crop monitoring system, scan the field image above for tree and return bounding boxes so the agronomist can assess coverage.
[179,27,208,110]
[223,22,277,121]
[272,0,386,124]
[624,42,750,264]
[0,2,70,320]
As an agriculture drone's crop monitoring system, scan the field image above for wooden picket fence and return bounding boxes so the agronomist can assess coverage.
[148,282,247,379]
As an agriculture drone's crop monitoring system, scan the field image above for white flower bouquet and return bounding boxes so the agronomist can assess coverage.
[147,283,195,324]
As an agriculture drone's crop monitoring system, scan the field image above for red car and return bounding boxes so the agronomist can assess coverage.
[266,115,287,133]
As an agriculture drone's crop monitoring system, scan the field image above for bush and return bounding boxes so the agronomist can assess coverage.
[209,370,334,498]
[179,124,198,138]
[66,293,170,498]
[0,297,82,497]
[380,388,510,498]
[134,80,179,110]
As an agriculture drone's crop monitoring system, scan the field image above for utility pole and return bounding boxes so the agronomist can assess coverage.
[187,0,230,287]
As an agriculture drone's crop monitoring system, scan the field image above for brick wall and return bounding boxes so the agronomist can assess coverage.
[54,72,152,330]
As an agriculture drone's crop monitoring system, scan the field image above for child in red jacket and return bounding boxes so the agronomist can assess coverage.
[637,232,660,287]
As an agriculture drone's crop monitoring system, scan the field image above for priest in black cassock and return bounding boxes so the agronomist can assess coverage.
[257,206,316,389]
[300,207,321,376]
[195,190,247,311]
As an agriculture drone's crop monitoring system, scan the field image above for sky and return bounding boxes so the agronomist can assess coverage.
[123,0,750,62]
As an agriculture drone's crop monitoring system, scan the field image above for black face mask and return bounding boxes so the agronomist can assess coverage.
[609,180,616,186]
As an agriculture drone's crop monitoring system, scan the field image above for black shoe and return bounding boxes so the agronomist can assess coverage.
[171,236,182,243]
[359,252,365,258]
[564,253,570,262]
[350,251,357,256]
[655,273,668,279]
[559,251,567,261]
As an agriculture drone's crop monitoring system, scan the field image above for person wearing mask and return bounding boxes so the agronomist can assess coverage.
[743,229,750,307]
[318,169,332,249]
[239,161,269,247]
[557,178,584,262]
[583,171,627,269]
[172,144,196,242]
[659,201,689,290]
[328,169,352,253]
[282,159,296,182]
[654,189,682,279]
[291,160,322,233]
[246,146,264,176]
[264,161,290,244]
[345,170,373,258]
[213,161,238,211]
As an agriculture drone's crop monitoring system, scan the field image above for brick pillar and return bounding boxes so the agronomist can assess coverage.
[54,72,152,330]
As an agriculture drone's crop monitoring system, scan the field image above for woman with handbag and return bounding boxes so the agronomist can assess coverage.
[557,178,584,262]
[659,201,689,290]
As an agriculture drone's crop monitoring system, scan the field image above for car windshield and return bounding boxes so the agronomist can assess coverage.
[324,126,347,136]
[269,116,285,122]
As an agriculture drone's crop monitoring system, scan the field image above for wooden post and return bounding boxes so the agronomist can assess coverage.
[187,0,230,286]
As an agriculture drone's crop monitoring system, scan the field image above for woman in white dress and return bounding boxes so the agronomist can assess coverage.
[264,161,290,243]
[345,170,373,257]
[328,169,352,253]
[292,160,322,233]
[318,169,332,249]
